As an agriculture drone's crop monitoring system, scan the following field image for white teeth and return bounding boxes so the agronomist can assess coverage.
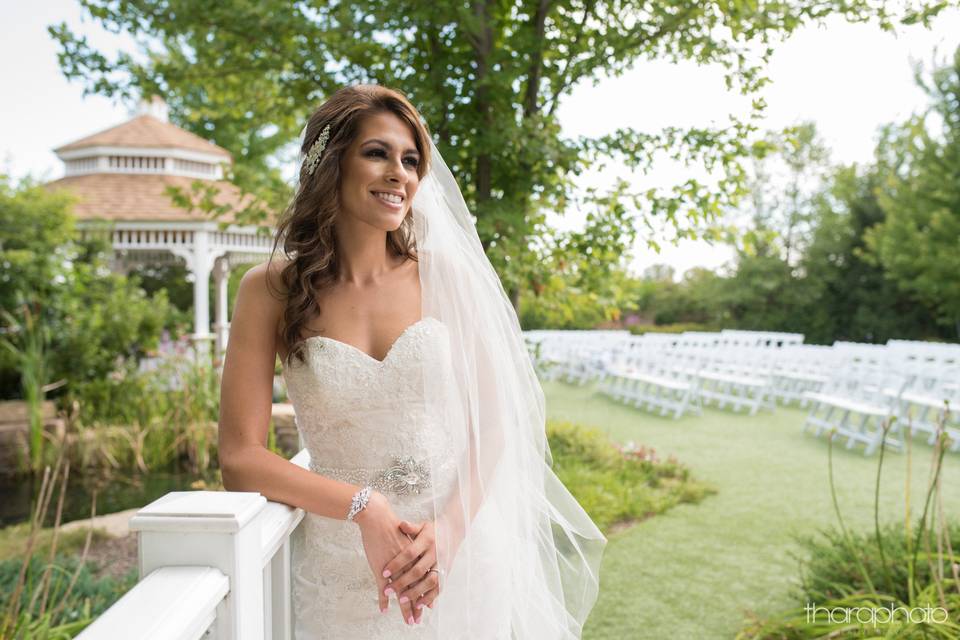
[373,191,403,204]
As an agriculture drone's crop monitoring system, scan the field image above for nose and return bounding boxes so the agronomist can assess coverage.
[384,155,408,184]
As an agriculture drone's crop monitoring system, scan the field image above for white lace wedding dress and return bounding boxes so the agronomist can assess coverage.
[281,316,510,639]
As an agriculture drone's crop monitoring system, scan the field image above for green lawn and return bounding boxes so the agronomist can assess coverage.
[542,380,960,640]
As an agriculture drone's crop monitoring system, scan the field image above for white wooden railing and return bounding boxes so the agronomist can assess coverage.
[77,450,310,640]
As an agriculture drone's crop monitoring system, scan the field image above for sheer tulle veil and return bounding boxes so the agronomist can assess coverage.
[294,117,606,637]
[413,132,607,638]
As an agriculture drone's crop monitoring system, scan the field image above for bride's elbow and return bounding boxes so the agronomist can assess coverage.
[218,439,260,492]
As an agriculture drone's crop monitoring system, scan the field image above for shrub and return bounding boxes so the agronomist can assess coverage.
[628,322,719,335]
[737,420,960,639]
[546,420,715,532]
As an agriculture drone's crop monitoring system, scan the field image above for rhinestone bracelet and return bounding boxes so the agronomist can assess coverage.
[346,485,373,523]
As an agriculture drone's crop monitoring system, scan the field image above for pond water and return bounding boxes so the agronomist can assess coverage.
[0,468,221,528]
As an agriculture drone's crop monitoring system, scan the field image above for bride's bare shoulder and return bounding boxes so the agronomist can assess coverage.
[241,256,292,298]
[234,256,293,339]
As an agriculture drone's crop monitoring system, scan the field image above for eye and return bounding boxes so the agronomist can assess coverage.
[366,148,419,168]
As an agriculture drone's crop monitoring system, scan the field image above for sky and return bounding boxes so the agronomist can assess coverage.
[2,2,959,279]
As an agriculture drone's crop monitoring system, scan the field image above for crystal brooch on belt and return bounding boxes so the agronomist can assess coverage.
[379,455,431,496]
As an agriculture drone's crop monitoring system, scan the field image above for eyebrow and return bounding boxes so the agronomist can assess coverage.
[362,138,420,155]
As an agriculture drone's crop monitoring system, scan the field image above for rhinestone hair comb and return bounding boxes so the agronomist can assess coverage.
[304,123,331,176]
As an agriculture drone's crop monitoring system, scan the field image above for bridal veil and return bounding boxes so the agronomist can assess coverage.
[413,133,607,639]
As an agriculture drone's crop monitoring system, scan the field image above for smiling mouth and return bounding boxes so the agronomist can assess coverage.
[371,191,404,207]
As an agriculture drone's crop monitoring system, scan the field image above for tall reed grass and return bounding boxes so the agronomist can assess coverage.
[738,408,960,638]
[63,350,220,476]
[0,446,97,639]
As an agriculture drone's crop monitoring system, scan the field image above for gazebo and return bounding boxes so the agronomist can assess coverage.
[44,96,276,363]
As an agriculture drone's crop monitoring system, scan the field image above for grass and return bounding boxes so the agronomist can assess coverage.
[540,380,960,640]
[0,523,111,564]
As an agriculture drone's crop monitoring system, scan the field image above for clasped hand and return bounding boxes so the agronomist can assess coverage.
[357,498,441,627]
[380,519,440,625]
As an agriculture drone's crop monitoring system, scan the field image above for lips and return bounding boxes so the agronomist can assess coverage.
[371,191,404,207]
[371,190,404,200]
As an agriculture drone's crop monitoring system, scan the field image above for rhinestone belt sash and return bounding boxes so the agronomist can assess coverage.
[310,455,432,496]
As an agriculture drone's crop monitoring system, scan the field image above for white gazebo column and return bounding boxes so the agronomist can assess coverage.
[213,256,231,363]
[187,229,214,362]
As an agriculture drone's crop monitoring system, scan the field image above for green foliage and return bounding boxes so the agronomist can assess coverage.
[0,177,77,312]
[0,175,180,406]
[736,415,960,639]
[68,353,220,474]
[739,122,833,264]
[1,452,125,639]
[723,250,812,333]
[520,182,644,329]
[628,322,719,335]
[545,420,715,532]
[0,524,112,566]
[634,265,731,328]
[792,521,960,607]
[0,554,135,637]
[0,303,56,473]
[866,48,960,335]
[618,94,957,343]
[46,0,949,312]
[801,164,942,343]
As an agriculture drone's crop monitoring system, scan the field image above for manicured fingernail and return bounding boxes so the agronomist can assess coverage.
[408,615,415,624]
[382,569,391,578]
[384,587,394,596]
[380,606,387,614]
[399,596,409,603]
[416,603,424,610]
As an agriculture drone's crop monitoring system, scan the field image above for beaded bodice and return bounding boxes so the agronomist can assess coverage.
[281,316,463,638]
[281,316,458,491]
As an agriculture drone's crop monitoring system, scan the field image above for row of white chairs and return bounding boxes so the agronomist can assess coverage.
[803,341,960,455]
[526,330,960,455]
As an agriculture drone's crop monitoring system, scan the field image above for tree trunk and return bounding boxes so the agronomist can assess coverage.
[509,286,521,317]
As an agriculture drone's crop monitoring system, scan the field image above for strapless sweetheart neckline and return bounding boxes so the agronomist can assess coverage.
[301,316,437,364]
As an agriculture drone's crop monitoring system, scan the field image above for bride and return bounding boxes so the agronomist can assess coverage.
[218,84,606,639]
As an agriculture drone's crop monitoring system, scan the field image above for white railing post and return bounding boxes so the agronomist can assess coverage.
[129,491,267,640]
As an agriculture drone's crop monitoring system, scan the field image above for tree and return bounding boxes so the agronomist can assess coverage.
[0,175,179,402]
[49,0,952,313]
[866,46,960,337]
[720,236,809,332]
[801,164,944,343]
[742,122,832,264]
[520,179,640,328]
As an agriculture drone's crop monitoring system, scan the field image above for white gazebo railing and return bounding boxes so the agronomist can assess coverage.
[78,220,275,362]
[77,450,310,640]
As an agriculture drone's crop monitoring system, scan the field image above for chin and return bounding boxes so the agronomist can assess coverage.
[386,210,409,231]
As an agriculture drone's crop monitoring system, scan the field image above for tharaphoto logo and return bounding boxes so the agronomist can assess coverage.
[805,602,950,626]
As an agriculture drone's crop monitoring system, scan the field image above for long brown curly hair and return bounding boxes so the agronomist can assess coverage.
[268,84,433,367]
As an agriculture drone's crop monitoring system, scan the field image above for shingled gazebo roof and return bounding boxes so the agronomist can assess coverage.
[42,97,274,224]
[53,113,232,160]
[44,173,255,224]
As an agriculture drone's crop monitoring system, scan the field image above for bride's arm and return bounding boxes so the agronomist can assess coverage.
[218,262,377,518]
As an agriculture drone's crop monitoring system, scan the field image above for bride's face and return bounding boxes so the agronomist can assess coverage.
[338,111,421,232]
